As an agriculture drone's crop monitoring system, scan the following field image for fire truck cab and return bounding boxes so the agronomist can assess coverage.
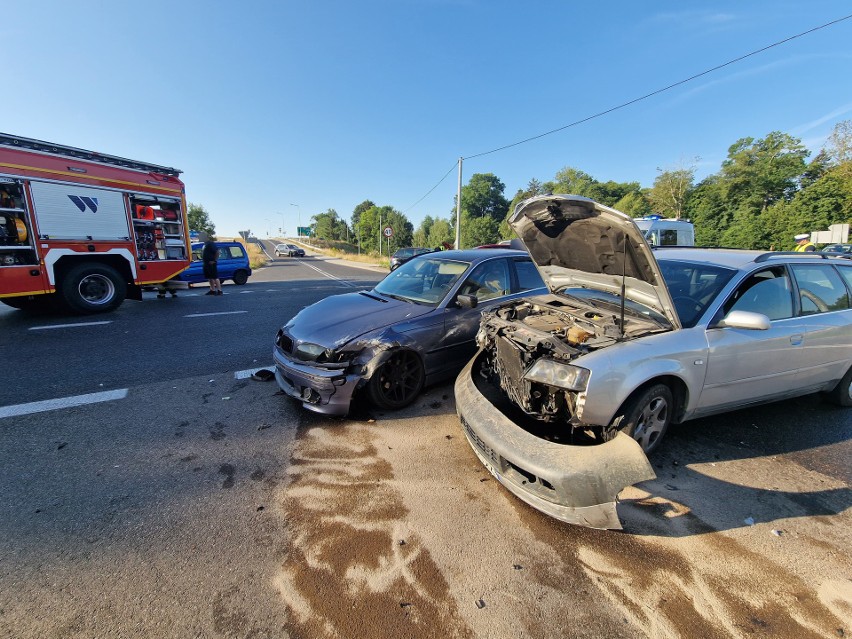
[0,133,191,314]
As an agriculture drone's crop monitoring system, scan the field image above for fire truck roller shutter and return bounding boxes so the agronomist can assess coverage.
[29,181,130,240]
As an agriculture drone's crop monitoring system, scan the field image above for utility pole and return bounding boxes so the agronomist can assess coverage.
[455,157,463,250]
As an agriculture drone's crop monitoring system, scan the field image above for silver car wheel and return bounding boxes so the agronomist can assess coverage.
[615,383,673,455]
[633,396,669,452]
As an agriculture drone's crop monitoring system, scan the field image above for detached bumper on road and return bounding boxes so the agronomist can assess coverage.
[273,348,360,416]
[455,353,656,530]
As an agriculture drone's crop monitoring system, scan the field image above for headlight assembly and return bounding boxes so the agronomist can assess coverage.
[523,359,589,391]
[295,342,328,362]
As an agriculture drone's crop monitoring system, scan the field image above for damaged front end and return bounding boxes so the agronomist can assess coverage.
[476,294,665,443]
[273,328,398,416]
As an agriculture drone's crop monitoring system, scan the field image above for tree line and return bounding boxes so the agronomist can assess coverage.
[191,121,852,253]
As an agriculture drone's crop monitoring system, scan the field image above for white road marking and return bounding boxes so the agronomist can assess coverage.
[29,321,112,331]
[0,389,129,419]
[298,261,358,288]
[234,366,275,380]
[184,311,249,318]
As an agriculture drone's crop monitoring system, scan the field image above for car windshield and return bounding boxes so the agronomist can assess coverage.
[658,259,737,327]
[374,257,470,305]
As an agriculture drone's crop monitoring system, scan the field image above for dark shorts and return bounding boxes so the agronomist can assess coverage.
[203,262,218,279]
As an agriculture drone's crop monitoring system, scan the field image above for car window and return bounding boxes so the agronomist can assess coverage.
[191,248,203,261]
[374,257,470,305]
[658,260,737,327]
[790,264,850,314]
[227,246,245,259]
[458,259,511,301]
[836,264,852,291]
[514,259,545,292]
[724,267,793,321]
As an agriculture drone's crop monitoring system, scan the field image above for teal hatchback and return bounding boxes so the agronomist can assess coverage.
[176,241,252,285]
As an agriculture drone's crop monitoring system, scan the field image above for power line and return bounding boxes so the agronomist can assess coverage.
[464,13,852,161]
[403,160,458,213]
[403,12,852,213]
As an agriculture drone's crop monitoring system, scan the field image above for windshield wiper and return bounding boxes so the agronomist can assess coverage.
[378,292,413,303]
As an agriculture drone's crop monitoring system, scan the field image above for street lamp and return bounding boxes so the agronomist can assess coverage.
[290,203,303,243]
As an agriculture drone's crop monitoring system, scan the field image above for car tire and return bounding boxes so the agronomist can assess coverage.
[366,350,425,410]
[825,365,852,407]
[613,383,673,455]
[60,263,126,314]
[232,270,249,285]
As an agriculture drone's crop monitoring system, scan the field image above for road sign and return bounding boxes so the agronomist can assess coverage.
[383,226,393,237]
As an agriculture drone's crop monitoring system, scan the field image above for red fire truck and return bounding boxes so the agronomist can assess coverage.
[0,133,191,314]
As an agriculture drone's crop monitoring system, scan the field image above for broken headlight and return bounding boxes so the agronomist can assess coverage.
[523,359,589,391]
[295,342,329,362]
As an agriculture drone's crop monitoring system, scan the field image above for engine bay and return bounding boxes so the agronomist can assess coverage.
[476,294,667,433]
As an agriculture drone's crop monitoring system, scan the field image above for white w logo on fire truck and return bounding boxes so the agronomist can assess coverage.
[68,195,99,213]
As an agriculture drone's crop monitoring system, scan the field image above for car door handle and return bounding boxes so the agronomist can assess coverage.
[790,334,803,346]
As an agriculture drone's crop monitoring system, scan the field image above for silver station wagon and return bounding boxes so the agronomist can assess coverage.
[456,194,852,529]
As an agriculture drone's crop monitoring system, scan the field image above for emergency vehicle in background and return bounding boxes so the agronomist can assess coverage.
[0,132,191,314]
[634,215,695,247]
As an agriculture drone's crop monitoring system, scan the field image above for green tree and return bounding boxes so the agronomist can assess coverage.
[187,202,216,239]
[413,215,434,247]
[354,205,412,254]
[455,173,509,248]
[614,190,653,217]
[545,167,597,197]
[648,165,695,219]
[427,218,454,249]
[720,132,808,212]
[684,177,728,247]
[382,207,414,255]
[312,208,349,241]
[351,200,376,232]
[460,211,499,248]
[459,173,509,223]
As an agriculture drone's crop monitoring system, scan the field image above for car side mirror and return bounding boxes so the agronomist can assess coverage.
[715,310,770,330]
[456,294,478,309]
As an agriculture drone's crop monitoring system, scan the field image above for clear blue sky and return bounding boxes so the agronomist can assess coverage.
[5,1,852,239]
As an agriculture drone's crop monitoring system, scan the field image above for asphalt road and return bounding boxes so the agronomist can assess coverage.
[1,247,849,638]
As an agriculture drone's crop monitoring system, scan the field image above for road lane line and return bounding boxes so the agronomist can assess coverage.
[184,311,249,318]
[298,261,358,288]
[29,321,112,331]
[0,389,129,419]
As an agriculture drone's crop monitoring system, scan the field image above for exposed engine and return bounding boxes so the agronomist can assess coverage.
[476,293,665,433]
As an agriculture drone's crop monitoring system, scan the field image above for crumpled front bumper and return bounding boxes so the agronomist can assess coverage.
[455,353,656,530]
[273,347,361,416]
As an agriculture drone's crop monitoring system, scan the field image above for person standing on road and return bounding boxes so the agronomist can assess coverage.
[202,239,223,295]
[794,233,815,252]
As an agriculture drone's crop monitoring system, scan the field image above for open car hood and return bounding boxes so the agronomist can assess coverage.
[509,194,680,328]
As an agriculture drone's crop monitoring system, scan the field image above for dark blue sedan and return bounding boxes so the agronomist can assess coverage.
[273,249,546,415]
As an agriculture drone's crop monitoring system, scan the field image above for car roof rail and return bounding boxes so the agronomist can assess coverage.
[754,251,833,263]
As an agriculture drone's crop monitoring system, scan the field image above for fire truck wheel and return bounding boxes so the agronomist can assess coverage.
[60,263,127,314]
[232,270,249,285]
